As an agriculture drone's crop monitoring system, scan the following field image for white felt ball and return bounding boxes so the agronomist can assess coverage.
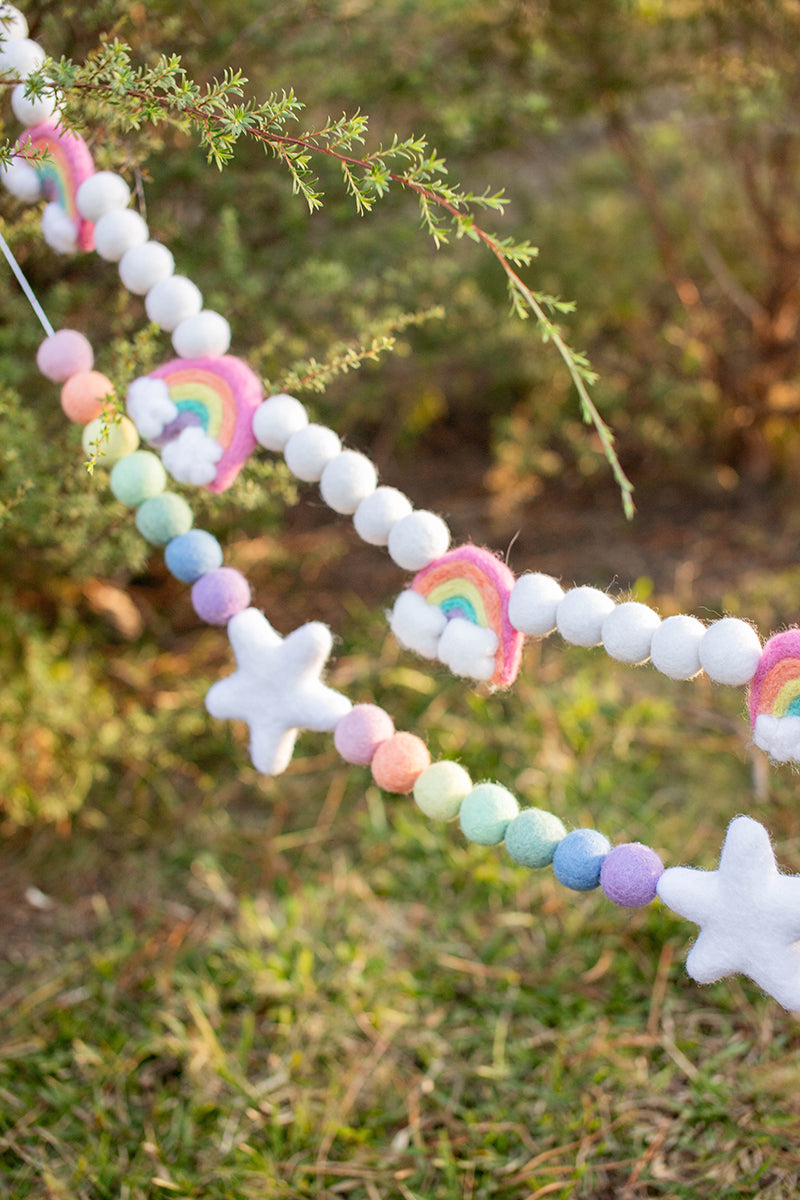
[508,572,564,636]
[699,617,762,686]
[11,81,57,126]
[252,393,308,451]
[93,208,148,262]
[319,449,378,515]
[601,601,661,665]
[353,486,413,546]
[556,586,615,647]
[145,275,203,331]
[76,171,131,222]
[650,614,706,680]
[171,310,231,358]
[118,241,175,295]
[41,202,77,254]
[0,37,45,80]
[387,510,451,572]
[284,423,342,482]
[1,155,41,201]
[0,5,28,39]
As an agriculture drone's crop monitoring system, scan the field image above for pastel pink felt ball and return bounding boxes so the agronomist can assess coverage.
[600,842,664,908]
[371,732,431,794]
[334,704,395,765]
[37,329,94,382]
[190,568,251,625]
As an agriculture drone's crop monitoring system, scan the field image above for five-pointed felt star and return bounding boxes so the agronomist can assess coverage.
[205,607,351,776]
[657,815,800,1011]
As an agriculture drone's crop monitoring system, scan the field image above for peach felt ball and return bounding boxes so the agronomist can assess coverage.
[60,370,115,424]
[371,732,431,794]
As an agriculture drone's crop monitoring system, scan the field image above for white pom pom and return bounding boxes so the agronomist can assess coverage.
[601,601,661,665]
[11,81,57,126]
[699,617,762,686]
[118,241,175,295]
[0,37,45,80]
[76,171,131,222]
[145,275,203,331]
[161,426,222,487]
[252,393,308,451]
[389,589,447,659]
[437,618,498,681]
[284,424,341,482]
[650,614,705,680]
[387,511,450,571]
[1,155,41,201]
[41,202,77,254]
[0,5,28,40]
[93,208,148,262]
[126,377,177,440]
[353,486,412,546]
[508,572,564,636]
[556,586,615,647]
[171,310,231,358]
[319,449,377,515]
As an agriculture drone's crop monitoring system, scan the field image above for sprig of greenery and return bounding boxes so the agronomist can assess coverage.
[269,306,444,396]
[28,41,633,514]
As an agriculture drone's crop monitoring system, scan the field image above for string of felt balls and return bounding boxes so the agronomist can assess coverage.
[5,3,800,1012]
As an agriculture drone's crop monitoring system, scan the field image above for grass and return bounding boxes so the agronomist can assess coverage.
[3,571,800,1198]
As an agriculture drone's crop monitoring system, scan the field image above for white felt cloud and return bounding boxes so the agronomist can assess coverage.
[126,377,177,440]
[161,425,223,487]
[41,202,78,255]
[205,607,352,776]
[437,617,498,681]
[657,815,800,1011]
[389,590,447,660]
[753,715,800,764]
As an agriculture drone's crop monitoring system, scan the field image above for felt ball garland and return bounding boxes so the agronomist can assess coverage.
[7,5,800,1012]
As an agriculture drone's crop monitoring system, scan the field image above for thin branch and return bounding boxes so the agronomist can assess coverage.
[43,61,635,515]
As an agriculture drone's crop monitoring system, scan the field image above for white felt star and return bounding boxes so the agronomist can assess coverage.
[657,815,800,1011]
[205,607,351,776]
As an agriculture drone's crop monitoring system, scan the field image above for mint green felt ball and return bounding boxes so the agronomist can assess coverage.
[459,782,519,846]
[135,492,193,546]
[414,760,472,820]
[110,450,167,508]
[504,807,566,868]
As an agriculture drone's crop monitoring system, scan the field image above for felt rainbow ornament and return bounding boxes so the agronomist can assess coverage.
[390,545,523,688]
[128,355,263,492]
[16,120,95,251]
[749,629,800,763]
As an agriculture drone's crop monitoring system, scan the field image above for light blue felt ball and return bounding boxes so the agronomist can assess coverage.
[165,529,224,583]
[459,782,519,846]
[552,828,611,891]
[109,450,167,508]
[135,492,193,546]
[504,807,566,869]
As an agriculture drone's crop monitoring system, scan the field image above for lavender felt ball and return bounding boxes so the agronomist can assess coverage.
[600,842,664,907]
[191,568,251,625]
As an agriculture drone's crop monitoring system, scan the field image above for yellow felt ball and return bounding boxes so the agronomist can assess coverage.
[81,414,140,466]
[413,760,472,820]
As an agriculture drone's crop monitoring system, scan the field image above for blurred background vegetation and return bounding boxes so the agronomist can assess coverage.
[4,2,800,1195]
